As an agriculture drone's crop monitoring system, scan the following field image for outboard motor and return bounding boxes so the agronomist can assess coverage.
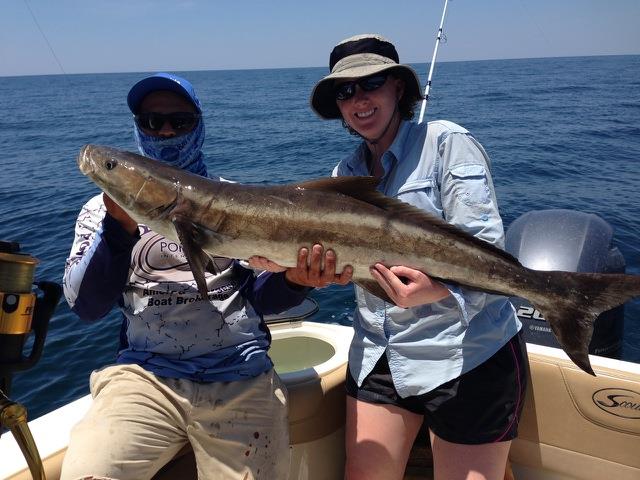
[505,209,625,358]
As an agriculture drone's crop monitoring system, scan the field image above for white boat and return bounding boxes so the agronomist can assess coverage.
[2,314,640,480]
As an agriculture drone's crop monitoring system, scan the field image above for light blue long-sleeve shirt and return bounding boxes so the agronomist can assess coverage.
[333,119,521,397]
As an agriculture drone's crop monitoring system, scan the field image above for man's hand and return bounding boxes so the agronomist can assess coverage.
[247,256,287,273]
[369,263,450,308]
[248,244,353,288]
[103,193,138,235]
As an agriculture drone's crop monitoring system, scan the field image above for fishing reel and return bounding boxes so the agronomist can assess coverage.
[0,239,62,406]
[0,241,61,480]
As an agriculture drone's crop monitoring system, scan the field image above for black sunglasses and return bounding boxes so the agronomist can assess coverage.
[333,74,388,101]
[134,112,200,133]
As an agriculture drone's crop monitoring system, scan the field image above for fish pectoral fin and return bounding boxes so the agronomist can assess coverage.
[171,214,216,300]
[354,279,395,305]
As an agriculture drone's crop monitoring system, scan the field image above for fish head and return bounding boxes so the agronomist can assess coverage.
[77,144,182,225]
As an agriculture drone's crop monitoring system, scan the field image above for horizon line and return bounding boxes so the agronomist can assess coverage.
[1,52,638,79]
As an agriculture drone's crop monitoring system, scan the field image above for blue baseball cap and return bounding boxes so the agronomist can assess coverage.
[127,72,202,114]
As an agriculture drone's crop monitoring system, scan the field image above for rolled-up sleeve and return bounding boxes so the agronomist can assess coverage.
[439,132,505,247]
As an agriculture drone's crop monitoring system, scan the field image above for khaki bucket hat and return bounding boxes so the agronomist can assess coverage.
[310,34,423,119]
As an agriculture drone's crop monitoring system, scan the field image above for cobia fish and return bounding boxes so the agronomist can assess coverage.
[77,144,640,376]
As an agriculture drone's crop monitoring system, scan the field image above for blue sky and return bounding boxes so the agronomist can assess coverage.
[1,0,639,77]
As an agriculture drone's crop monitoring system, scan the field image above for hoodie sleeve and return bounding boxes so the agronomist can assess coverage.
[63,195,139,321]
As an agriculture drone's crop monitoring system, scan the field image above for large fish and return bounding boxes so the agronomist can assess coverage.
[78,144,640,376]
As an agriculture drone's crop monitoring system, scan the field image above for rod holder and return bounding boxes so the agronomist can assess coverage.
[1,388,46,480]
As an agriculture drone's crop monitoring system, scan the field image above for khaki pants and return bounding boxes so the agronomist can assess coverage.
[60,364,290,480]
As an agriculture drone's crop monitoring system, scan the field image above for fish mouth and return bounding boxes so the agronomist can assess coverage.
[77,145,96,177]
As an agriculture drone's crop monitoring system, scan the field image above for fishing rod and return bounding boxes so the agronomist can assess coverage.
[417,0,451,124]
[22,0,66,75]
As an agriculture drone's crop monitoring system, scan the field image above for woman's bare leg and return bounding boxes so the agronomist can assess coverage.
[430,430,511,480]
[344,396,423,480]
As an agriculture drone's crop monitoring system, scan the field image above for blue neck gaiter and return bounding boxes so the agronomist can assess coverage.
[134,119,208,177]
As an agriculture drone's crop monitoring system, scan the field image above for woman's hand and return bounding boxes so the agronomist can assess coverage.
[248,244,353,288]
[369,263,450,308]
[103,193,138,235]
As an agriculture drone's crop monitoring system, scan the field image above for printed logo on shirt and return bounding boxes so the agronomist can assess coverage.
[130,232,232,284]
[137,233,189,271]
[144,283,238,306]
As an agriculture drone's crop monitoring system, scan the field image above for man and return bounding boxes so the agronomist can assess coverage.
[61,72,351,480]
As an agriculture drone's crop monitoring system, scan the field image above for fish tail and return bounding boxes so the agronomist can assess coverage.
[531,272,640,376]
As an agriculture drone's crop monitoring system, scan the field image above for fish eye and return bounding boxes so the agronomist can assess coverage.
[105,159,118,170]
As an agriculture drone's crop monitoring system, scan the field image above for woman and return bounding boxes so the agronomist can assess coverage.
[310,34,528,480]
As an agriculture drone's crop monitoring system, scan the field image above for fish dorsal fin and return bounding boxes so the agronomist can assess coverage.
[294,176,520,266]
[293,176,379,194]
[293,176,395,210]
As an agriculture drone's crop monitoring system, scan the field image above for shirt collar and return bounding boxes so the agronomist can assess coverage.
[343,120,413,175]
[383,119,412,167]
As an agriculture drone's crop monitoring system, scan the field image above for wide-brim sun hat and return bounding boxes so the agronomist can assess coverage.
[310,34,423,120]
[127,72,202,114]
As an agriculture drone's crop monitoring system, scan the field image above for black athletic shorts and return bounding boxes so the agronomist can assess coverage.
[346,331,529,444]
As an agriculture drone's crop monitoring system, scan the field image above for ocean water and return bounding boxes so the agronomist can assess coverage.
[1,55,639,420]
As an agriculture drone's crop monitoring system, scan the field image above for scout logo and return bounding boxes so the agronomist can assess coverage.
[592,388,640,419]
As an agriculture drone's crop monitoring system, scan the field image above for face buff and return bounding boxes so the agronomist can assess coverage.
[134,119,208,177]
